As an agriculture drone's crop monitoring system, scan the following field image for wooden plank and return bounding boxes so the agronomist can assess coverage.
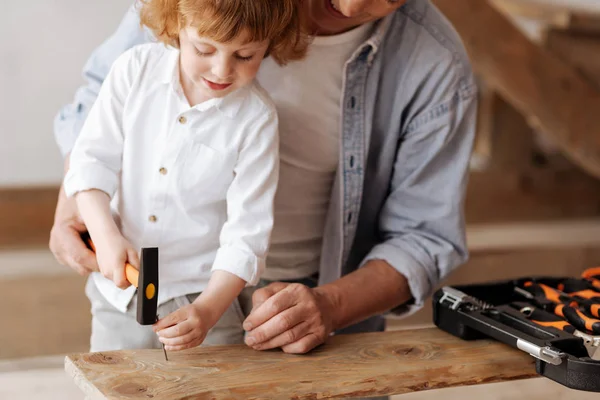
[467,219,600,251]
[484,92,536,172]
[470,84,494,170]
[65,328,536,400]
[489,0,570,27]
[546,29,600,88]
[465,168,600,224]
[433,0,600,178]
[568,14,600,34]
[489,0,600,17]
[489,0,600,36]
[0,186,58,249]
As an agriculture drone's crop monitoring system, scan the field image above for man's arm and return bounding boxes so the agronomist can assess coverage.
[318,88,478,334]
[50,6,151,273]
[243,67,478,353]
[319,260,411,330]
[360,88,478,316]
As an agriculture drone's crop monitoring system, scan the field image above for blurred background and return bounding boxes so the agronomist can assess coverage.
[3,0,600,398]
[0,1,131,398]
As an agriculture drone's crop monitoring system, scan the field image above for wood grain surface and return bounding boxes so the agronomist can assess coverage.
[65,328,536,399]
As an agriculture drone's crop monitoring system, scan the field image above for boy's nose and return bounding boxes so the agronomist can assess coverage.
[212,58,233,81]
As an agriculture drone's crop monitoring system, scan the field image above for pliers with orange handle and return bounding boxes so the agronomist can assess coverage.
[582,267,600,291]
[518,282,600,335]
[556,278,600,318]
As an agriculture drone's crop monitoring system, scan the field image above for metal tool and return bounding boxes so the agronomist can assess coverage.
[517,303,600,360]
[83,233,167,361]
[518,282,600,319]
[439,286,494,311]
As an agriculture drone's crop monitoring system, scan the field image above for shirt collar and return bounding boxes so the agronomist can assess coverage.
[193,86,247,118]
[347,11,393,66]
[367,13,393,54]
[158,46,246,119]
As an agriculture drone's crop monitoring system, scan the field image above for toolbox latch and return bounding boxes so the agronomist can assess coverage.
[516,339,565,365]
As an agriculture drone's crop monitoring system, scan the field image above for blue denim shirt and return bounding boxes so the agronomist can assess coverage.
[55,0,477,333]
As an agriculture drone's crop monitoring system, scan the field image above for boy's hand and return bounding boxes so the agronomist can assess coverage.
[153,303,217,351]
[95,234,139,289]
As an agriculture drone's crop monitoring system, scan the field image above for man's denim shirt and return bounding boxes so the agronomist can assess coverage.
[55,0,478,333]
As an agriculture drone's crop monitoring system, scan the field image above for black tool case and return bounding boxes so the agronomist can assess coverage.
[432,278,600,392]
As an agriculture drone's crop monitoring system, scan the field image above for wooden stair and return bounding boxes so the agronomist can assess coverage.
[434,0,600,179]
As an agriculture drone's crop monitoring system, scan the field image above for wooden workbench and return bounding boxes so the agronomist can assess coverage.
[65,328,536,399]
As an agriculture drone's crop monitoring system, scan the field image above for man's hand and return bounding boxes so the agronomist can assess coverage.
[242,282,339,354]
[49,186,98,275]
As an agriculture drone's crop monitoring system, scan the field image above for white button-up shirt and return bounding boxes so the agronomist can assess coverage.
[64,43,279,312]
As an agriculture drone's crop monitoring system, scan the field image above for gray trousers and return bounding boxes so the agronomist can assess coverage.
[85,276,387,399]
[85,277,256,351]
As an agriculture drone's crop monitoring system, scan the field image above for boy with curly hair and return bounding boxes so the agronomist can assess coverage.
[63,0,309,352]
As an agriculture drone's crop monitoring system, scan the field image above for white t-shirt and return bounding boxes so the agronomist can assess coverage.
[64,43,279,312]
[258,22,374,280]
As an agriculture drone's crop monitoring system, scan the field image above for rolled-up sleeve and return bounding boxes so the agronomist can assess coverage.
[54,5,152,157]
[361,76,478,314]
[63,49,138,199]
[212,111,279,286]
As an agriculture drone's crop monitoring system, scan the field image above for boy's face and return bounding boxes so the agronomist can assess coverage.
[303,0,408,35]
[179,27,269,100]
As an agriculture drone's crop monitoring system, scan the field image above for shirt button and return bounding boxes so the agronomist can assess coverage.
[148,215,157,223]
[159,167,168,175]
[178,116,187,124]
[349,96,356,109]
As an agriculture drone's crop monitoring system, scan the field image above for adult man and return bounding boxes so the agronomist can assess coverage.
[51,0,476,356]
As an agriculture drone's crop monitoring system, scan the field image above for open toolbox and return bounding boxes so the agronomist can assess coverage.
[432,267,600,392]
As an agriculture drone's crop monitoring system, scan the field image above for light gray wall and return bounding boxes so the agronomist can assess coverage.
[0,0,131,187]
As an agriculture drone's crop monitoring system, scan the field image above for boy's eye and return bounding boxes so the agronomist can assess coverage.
[235,54,254,62]
[195,48,213,57]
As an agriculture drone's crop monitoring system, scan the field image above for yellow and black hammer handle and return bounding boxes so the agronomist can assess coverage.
[81,233,159,326]
[84,235,142,289]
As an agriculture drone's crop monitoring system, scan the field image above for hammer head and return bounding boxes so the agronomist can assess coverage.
[136,247,159,325]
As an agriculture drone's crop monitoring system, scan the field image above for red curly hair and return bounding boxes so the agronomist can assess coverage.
[138,0,309,65]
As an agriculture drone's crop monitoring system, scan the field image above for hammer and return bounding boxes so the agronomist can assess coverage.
[81,232,167,360]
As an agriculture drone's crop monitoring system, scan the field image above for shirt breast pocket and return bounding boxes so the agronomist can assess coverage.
[176,140,235,211]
